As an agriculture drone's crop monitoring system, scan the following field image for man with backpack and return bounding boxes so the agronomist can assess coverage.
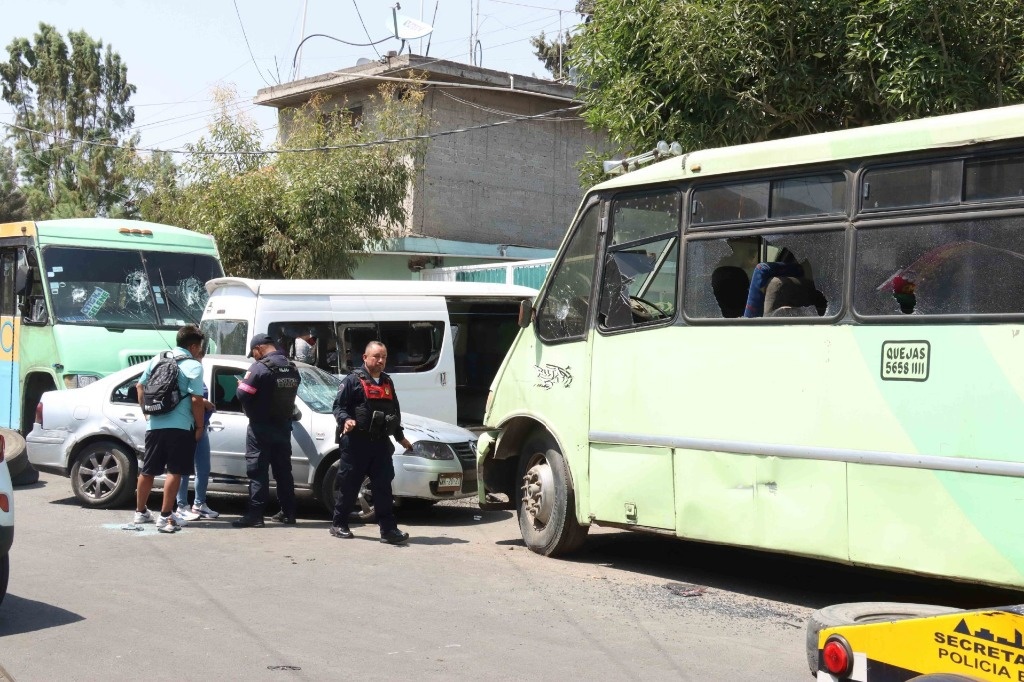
[132,325,207,533]
[231,333,301,528]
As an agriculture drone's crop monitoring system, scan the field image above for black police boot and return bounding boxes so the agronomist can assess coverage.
[232,515,265,528]
[271,511,296,525]
[330,525,353,539]
[380,529,410,545]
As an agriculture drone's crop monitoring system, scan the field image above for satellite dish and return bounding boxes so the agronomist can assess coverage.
[388,15,433,40]
[356,57,373,66]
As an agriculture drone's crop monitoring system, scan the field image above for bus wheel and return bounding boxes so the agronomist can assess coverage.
[70,441,136,508]
[805,602,963,676]
[517,433,588,556]
[320,462,377,524]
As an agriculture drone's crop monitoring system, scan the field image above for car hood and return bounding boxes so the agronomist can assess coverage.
[400,412,475,443]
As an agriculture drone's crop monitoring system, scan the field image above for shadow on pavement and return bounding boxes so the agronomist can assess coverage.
[558,530,1024,610]
[0,594,84,636]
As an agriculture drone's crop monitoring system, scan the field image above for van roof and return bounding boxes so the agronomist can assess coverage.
[206,277,538,298]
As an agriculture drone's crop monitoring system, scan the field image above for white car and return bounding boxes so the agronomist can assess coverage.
[26,356,478,518]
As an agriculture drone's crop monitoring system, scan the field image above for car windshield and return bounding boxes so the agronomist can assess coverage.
[43,246,223,329]
[296,365,342,414]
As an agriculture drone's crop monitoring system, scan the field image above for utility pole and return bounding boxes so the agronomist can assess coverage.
[295,0,309,79]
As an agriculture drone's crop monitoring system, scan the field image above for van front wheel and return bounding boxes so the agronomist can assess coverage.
[517,434,588,556]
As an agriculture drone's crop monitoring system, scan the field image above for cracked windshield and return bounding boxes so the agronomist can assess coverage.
[42,247,222,328]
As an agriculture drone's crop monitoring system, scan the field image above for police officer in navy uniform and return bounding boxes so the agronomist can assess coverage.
[330,340,413,544]
[233,333,302,528]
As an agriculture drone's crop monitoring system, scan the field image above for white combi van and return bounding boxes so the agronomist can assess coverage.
[200,278,537,427]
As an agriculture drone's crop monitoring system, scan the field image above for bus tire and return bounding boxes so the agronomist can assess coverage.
[516,433,588,556]
[805,602,962,676]
[319,461,377,524]
[1,429,28,477]
[70,441,137,509]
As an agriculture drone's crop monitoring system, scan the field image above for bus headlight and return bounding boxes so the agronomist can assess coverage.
[63,374,100,389]
[409,441,455,460]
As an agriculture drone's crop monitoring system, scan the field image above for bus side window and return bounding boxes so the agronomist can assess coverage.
[0,249,15,317]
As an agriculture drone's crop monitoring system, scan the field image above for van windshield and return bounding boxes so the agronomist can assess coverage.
[201,319,248,355]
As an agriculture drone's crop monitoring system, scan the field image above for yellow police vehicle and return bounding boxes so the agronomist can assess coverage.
[809,602,1024,681]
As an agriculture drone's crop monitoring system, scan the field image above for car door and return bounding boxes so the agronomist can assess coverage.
[207,365,250,478]
[104,373,147,452]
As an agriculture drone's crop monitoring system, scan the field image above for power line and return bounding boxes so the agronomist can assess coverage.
[0,104,582,157]
[352,0,382,59]
[233,0,274,88]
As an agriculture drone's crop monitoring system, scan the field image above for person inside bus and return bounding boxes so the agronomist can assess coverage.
[711,266,749,318]
[743,259,805,317]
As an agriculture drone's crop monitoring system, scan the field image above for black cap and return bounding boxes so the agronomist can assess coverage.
[248,332,274,357]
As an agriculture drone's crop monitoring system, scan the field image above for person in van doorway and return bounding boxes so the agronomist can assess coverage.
[174,340,218,521]
[293,328,317,364]
[132,325,206,533]
[232,333,301,528]
[330,341,413,544]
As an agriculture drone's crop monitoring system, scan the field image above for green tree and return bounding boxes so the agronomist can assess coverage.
[530,1,593,79]
[0,146,28,222]
[570,0,1024,171]
[142,84,428,279]
[0,22,137,218]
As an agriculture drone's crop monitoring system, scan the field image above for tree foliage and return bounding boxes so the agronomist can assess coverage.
[531,1,594,79]
[570,0,1024,163]
[141,85,427,279]
[0,22,138,218]
[0,146,28,222]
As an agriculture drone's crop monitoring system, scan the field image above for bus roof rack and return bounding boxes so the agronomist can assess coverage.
[603,140,684,176]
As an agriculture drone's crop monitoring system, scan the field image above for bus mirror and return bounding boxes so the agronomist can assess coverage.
[518,298,534,328]
[25,249,37,267]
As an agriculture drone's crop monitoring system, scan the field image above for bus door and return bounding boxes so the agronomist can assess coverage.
[588,191,681,531]
[0,247,20,430]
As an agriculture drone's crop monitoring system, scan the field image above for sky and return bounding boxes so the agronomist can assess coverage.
[0,0,583,153]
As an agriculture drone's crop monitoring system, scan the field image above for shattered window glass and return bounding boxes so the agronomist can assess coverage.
[855,216,1024,316]
[684,230,844,319]
[599,191,680,330]
[41,247,222,329]
[536,206,601,342]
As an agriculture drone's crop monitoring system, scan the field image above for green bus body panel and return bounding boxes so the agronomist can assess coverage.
[34,219,218,253]
[487,322,1024,587]
[49,325,176,375]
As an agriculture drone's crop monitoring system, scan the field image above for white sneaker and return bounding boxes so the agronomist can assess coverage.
[133,509,154,524]
[156,514,181,533]
[175,506,201,522]
[192,502,219,519]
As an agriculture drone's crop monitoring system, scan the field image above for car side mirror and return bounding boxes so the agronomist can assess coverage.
[518,298,534,328]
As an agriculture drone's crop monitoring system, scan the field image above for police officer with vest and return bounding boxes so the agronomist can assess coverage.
[330,340,412,544]
[233,333,302,528]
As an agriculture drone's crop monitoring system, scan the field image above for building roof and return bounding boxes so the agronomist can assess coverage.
[254,54,579,108]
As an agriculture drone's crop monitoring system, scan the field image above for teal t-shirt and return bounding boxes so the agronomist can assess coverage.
[140,347,204,431]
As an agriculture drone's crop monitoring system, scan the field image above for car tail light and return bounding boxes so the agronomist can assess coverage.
[35,401,43,428]
[822,635,853,677]
[0,494,8,513]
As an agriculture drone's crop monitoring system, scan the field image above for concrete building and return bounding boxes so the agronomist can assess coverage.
[254,54,607,279]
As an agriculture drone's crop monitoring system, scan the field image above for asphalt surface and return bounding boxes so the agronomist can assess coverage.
[2,472,1021,681]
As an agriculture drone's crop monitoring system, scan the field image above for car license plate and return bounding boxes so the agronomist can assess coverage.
[437,473,462,491]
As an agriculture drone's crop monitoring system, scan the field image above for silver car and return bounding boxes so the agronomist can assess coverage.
[26,356,478,518]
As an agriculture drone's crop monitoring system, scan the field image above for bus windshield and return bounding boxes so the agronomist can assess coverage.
[43,247,223,329]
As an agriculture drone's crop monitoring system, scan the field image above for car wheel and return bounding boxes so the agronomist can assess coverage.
[805,602,963,676]
[70,441,137,508]
[320,462,378,524]
[1,429,27,478]
[0,553,8,608]
[516,432,588,556]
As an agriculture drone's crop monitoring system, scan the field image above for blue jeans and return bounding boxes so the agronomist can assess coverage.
[743,262,804,318]
[177,431,210,508]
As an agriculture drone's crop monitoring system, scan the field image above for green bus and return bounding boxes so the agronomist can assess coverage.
[0,219,223,433]
[477,104,1024,589]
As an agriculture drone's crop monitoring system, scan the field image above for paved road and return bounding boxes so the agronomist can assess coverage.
[1,473,1019,681]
